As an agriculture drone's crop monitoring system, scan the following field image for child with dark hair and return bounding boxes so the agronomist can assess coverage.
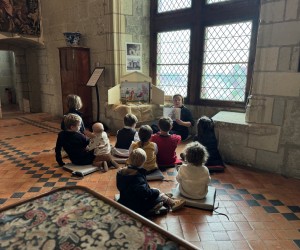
[171,94,194,141]
[127,125,158,173]
[111,113,139,158]
[151,117,182,166]
[176,142,211,199]
[194,116,224,167]
[117,148,185,216]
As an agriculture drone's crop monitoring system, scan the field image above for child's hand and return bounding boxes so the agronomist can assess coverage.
[175,119,183,125]
[84,129,94,138]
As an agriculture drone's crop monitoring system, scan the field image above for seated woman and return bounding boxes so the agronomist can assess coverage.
[170,94,194,141]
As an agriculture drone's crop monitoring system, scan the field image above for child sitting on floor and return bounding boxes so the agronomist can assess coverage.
[194,116,224,167]
[117,148,185,216]
[151,117,182,167]
[176,141,211,199]
[61,94,86,134]
[127,125,158,174]
[86,122,119,172]
[111,113,139,158]
[55,114,94,166]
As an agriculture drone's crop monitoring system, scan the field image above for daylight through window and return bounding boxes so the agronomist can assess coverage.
[158,0,192,13]
[156,30,190,96]
[201,22,252,102]
[150,0,260,107]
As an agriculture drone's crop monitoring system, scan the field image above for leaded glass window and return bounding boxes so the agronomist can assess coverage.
[150,0,260,107]
[158,0,191,13]
[156,30,191,96]
[206,0,231,4]
[201,22,252,102]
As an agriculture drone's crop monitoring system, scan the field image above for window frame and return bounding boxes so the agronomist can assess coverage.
[150,0,261,108]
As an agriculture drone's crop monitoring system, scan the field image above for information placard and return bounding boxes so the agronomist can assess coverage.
[86,67,104,86]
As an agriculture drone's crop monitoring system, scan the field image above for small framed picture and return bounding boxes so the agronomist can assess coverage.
[120,82,150,103]
[126,43,142,72]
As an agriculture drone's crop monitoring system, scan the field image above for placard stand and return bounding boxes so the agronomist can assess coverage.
[86,67,105,121]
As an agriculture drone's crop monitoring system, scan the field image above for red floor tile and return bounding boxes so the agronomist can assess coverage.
[1,113,300,248]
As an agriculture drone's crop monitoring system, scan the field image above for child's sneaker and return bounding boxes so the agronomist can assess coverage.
[165,193,173,198]
[102,161,109,172]
[171,199,185,212]
[149,201,164,213]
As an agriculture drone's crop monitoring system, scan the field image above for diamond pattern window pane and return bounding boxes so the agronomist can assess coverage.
[200,22,252,102]
[157,30,190,97]
[158,0,191,13]
[206,0,231,4]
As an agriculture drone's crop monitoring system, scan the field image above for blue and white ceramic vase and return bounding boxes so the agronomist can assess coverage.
[63,32,81,47]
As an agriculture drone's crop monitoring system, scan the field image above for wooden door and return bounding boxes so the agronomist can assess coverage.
[59,47,93,126]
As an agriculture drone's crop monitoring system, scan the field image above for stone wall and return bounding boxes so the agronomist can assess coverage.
[0,51,14,105]
[39,0,149,123]
[0,44,30,112]
[215,0,300,178]
[103,0,150,128]
[0,1,299,178]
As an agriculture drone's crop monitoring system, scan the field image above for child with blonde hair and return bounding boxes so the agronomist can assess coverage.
[117,148,185,216]
[61,94,86,134]
[127,125,158,173]
[86,122,119,172]
[176,141,211,199]
[55,114,94,166]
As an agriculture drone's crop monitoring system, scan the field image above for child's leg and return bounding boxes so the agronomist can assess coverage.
[102,161,109,172]
[103,153,120,169]
[95,154,120,169]
[110,158,120,169]
[92,156,103,168]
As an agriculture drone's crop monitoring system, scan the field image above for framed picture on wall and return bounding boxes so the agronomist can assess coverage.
[126,43,142,72]
[120,82,150,103]
[0,0,40,36]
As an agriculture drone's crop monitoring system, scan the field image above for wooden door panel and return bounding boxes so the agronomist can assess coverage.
[59,47,93,125]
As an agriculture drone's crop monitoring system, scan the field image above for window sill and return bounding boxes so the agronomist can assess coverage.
[212,111,247,127]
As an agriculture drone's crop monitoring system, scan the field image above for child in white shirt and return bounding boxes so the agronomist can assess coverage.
[87,122,119,172]
[176,142,211,199]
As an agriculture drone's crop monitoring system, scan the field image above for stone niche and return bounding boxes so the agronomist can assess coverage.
[105,72,164,133]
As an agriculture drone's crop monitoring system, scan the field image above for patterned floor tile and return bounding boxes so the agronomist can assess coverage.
[1,112,300,248]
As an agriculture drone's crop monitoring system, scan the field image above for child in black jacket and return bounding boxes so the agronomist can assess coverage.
[55,114,94,166]
[116,148,185,216]
[194,116,224,167]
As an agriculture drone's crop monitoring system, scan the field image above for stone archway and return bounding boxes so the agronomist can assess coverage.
[0,37,44,116]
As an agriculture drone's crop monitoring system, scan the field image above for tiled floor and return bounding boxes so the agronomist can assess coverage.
[1,112,300,249]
